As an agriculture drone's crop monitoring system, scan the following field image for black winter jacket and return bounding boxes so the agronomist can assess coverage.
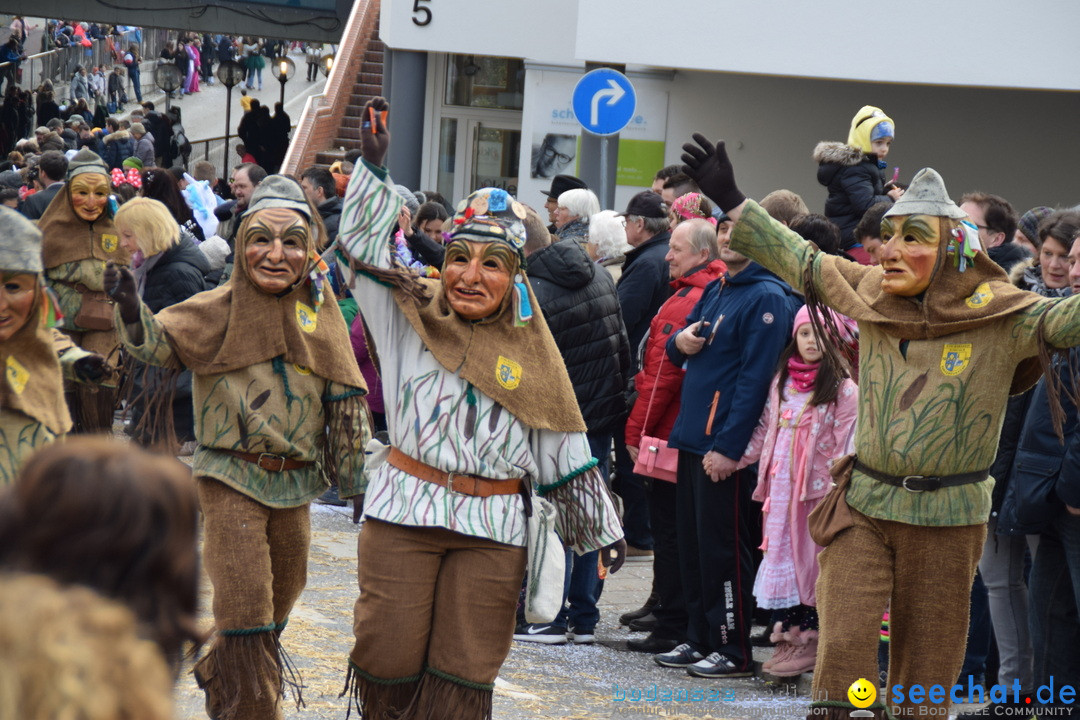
[317,195,342,244]
[528,240,631,434]
[617,229,672,370]
[142,235,210,313]
[813,141,890,246]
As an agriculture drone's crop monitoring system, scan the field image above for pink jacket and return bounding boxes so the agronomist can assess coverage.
[739,376,858,605]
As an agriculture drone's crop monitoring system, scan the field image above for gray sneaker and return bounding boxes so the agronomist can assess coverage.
[654,643,705,668]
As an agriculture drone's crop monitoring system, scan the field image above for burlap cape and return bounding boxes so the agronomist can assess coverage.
[391,277,586,433]
[0,284,72,435]
[38,183,129,269]
[154,217,365,391]
[811,217,1043,393]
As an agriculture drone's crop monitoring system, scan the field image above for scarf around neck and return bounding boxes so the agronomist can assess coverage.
[787,355,820,393]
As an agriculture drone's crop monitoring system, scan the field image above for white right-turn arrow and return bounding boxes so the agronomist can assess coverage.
[590,79,626,128]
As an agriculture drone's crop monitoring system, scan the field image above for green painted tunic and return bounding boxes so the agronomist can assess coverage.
[732,200,1080,526]
[118,303,369,508]
[47,259,107,331]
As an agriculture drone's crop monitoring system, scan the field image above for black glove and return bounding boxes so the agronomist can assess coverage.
[104,262,140,324]
[680,133,746,212]
[73,354,110,383]
[360,97,390,168]
[600,538,627,575]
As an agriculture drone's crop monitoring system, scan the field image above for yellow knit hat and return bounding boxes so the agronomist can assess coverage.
[847,105,894,154]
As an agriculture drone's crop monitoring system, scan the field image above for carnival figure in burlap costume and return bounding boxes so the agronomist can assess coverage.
[105,176,371,720]
[38,147,129,433]
[680,134,1080,719]
[0,205,109,483]
[334,98,626,720]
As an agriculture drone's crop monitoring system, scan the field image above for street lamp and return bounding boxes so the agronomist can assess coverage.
[153,63,183,116]
[216,59,246,182]
[320,54,334,79]
[271,56,295,107]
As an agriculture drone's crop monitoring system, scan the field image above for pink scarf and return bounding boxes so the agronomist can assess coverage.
[787,356,820,393]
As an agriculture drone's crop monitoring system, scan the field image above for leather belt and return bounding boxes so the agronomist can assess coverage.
[387,447,523,498]
[853,459,989,493]
[223,450,313,472]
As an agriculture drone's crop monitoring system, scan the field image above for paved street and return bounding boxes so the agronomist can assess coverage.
[173,503,811,720]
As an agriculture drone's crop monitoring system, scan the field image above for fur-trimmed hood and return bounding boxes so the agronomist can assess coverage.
[102,129,131,144]
[1008,256,1035,288]
[812,140,867,167]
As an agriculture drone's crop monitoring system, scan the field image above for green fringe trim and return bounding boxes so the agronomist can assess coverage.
[425,666,494,692]
[537,457,599,496]
[220,622,276,637]
[325,387,366,402]
[465,383,477,406]
[347,659,421,686]
[275,619,288,632]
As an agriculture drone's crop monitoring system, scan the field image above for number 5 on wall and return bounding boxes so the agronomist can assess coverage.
[412,0,432,26]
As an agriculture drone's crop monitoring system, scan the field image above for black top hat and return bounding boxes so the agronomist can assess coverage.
[542,174,588,199]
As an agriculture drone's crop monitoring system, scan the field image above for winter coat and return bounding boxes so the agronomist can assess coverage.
[666,262,800,459]
[141,234,210,313]
[813,141,890,247]
[999,352,1080,533]
[527,239,632,434]
[317,195,343,244]
[625,259,726,450]
[738,376,858,605]
[617,229,672,370]
[987,242,1033,275]
[101,129,135,170]
[133,132,155,168]
[69,72,90,102]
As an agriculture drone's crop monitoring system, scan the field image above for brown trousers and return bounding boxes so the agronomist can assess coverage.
[194,478,310,720]
[349,518,527,720]
[809,508,985,720]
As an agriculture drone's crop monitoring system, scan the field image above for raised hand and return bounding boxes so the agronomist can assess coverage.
[104,262,140,324]
[680,133,745,213]
[360,97,390,168]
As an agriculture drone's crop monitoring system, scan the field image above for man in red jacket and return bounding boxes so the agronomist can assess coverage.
[625,217,725,653]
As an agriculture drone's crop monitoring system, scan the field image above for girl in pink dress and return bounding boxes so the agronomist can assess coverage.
[738,305,858,677]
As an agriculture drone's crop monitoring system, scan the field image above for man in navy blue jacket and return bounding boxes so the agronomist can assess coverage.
[654,236,798,678]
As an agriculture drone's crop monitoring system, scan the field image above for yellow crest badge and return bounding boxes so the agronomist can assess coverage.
[965,282,993,309]
[295,301,317,333]
[496,355,522,390]
[101,234,119,253]
[6,356,29,394]
[293,364,312,375]
[941,343,972,377]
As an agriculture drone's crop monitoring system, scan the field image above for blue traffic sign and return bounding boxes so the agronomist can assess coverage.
[572,68,636,136]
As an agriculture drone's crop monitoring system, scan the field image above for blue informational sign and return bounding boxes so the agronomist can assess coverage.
[572,68,636,136]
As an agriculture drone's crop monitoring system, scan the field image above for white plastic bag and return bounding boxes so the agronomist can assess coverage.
[524,495,565,623]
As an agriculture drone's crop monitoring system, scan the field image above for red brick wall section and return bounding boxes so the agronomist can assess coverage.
[282,0,382,176]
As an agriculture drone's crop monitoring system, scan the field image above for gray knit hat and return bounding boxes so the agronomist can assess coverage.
[244,175,312,219]
[0,205,43,273]
[884,168,966,220]
[66,147,108,181]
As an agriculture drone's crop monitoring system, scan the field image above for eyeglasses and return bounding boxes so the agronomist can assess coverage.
[541,146,572,164]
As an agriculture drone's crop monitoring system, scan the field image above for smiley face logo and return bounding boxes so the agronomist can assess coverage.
[847,678,876,709]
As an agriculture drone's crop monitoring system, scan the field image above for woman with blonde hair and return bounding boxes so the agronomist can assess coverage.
[114,197,208,447]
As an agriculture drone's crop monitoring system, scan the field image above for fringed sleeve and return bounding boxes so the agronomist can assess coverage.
[538,463,623,555]
[323,383,372,499]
